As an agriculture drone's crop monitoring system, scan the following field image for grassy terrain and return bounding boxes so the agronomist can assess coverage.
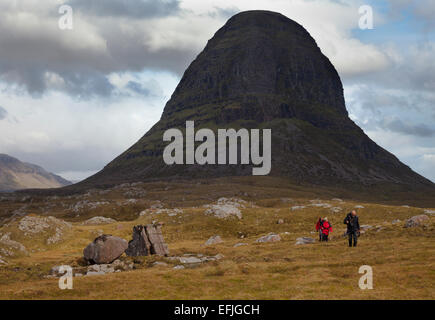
[0,177,434,299]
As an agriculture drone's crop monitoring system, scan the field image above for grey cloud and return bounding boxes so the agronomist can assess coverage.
[0,106,7,120]
[382,118,435,137]
[126,81,151,96]
[67,0,181,19]
[0,0,196,98]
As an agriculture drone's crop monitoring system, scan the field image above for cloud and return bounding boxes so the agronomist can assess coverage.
[381,118,435,137]
[67,0,181,19]
[0,105,7,120]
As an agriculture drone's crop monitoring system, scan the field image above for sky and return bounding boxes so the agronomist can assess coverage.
[0,0,434,183]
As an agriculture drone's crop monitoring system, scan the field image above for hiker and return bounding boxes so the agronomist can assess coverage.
[344,210,360,247]
[315,217,323,241]
[320,217,332,242]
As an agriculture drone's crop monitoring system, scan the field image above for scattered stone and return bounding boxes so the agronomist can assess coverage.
[205,203,242,219]
[295,237,316,245]
[233,243,248,247]
[404,215,429,228]
[277,219,284,224]
[75,273,83,277]
[173,265,185,270]
[87,263,115,274]
[81,216,116,225]
[256,233,281,243]
[330,207,342,213]
[354,205,365,209]
[18,215,72,245]
[331,198,343,202]
[179,256,202,264]
[424,209,435,215]
[291,206,305,211]
[83,234,128,264]
[152,261,169,267]
[205,235,223,246]
[392,219,401,224]
[360,225,373,231]
[0,232,28,257]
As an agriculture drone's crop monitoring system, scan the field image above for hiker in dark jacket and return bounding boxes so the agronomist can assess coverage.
[315,217,323,241]
[343,210,360,247]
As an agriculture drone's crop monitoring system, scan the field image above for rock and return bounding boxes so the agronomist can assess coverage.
[18,215,72,244]
[424,209,435,215]
[125,225,152,257]
[331,198,343,202]
[173,265,185,270]
[87,263,115,274]
[81,216,117,225]
[205,204,242,219]
[125,223,169,257]
[233,243,248,247]
[145,223,170,256]
[354,205,365,209]
[330,207,342,213]
[277,219,284,224]
[295,237,316,245]
[0,258,7,265]
[75,273,83,277]
[152,261,169,267]
[256,233,281,243]
[83,234,128,264]
[291,206,305,211]
[391,219,401,224]
[179,256,202,264]
[204,235,223,246]
[404,215,429,228]
[360,225,373,231]
[0,233,27,257]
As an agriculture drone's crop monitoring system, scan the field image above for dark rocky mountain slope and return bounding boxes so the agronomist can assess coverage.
[75,10,434,193]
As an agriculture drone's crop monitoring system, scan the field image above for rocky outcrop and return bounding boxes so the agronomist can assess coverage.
[204,235,223,246]
[404,215,429,228]
[125,223,169,257]
[83,235,128,264]
[81,216,117,225]
[256,233,281,243]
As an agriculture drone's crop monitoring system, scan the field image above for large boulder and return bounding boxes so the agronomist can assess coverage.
[125,223,169,257]
[125,225,152,256]
[404,215,429,228]
[83,234,128,264]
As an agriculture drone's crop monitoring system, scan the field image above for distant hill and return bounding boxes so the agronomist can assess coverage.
[0,154,71,191]
[75,10,434,196]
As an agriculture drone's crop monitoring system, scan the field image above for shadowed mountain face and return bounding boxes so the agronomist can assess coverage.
[78,10,434,191]
[0,154,71,191]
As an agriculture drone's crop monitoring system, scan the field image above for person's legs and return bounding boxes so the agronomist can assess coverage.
[353,231,358,247]
[324,235,328,242]
[348,232,352,247]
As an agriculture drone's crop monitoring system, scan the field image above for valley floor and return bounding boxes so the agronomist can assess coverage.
[0,178,434,299]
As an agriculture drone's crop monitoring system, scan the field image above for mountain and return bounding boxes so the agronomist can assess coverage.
[76,10,434,192]
[0,154,71,191]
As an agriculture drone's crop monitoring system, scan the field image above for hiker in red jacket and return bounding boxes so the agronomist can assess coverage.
[320,217,333,242]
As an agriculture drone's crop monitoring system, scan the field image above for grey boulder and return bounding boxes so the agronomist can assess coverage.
[83,234,128,264]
